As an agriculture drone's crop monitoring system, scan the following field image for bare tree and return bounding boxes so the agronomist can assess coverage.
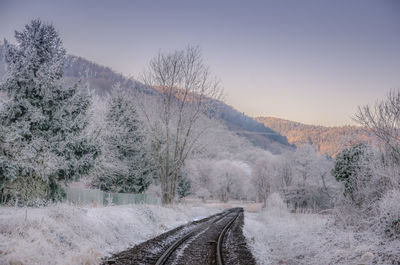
[141,46,221,204]
[354,89,400,201]
[356,89,400,162]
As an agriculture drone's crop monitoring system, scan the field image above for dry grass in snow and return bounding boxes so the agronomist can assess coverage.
[243,193,400,265]
[0,203,221,265]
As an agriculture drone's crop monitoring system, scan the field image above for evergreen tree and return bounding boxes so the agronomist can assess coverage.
[332,143,370,200]
[0,19,99,204]
[177,172,191,198]
[93,87,153,193]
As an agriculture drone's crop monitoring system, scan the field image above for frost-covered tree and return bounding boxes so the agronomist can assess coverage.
[277,158,293,188]
[293,144,318,186]
[92,87,153,193]
[252,159,274,207]
[356,89,400,162]
[212,160,247,202]
[177,172,191,199]
[0,20,98,204]
[185,158,214,200]
[141,46,221,204]
[276,145,337,211]
[332,143,371,200]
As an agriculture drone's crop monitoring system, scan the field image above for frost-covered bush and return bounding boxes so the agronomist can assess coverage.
[2,175,49,206]
[284,185,338,213]
[378,190,400,238]
[264,192,289,216]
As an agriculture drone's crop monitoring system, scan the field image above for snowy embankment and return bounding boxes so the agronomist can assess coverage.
[243,193,399,265]
[0,203,221,265]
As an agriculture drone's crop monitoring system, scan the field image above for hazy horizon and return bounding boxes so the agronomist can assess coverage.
[1,0,399,126]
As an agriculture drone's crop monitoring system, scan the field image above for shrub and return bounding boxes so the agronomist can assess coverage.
[378,190,400,238]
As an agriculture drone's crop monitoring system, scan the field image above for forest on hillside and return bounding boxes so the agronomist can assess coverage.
[256,116,375,157]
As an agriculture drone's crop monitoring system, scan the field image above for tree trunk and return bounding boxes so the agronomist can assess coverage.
[161,173,177,205]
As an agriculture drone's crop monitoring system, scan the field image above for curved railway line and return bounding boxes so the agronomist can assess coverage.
[216,209,240,265]
[155,208,240,265]
[102,207,256,265]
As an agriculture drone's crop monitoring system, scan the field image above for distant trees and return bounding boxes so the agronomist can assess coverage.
[186,135,336,210]
[186,159,214,200]
[141,46,221,204]
[257,117,373,157]
[91,87,154,193]
[186,158,250,202]
[212,160,246,202]
[251,159,274,207]
[264,145,337,211]
[0,20,98,204]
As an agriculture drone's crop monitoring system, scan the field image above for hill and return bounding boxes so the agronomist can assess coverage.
[215,103,293,153]
[0,44,292,153]
[255,116,374,157]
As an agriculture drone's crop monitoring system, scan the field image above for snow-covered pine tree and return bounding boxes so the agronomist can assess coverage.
[93,87,153,193]
[332,143,371,200]
[177,172,191,199]
[0,19,99,204]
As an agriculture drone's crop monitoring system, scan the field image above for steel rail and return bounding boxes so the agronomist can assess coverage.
[216,210,240,265]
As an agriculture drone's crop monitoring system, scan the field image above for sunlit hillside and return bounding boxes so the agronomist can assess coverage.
[256,116,375,157]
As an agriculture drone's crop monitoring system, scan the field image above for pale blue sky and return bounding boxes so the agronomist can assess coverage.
[1,0,399,126]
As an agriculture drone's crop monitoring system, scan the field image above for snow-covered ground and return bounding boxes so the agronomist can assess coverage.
[3,198,399,265]
[0,203,221,265]
[244,193,400,265]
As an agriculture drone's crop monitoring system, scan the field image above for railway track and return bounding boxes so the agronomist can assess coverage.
[216,209,241,265]
[102,207,255,265]
[155,208,241,265]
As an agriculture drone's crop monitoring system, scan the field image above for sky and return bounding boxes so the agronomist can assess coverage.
[1,0,399,126]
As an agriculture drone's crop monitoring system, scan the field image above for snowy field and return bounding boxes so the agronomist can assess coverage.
[2,199,399,265]
[0,203,221,265]
[243,194,400,265]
